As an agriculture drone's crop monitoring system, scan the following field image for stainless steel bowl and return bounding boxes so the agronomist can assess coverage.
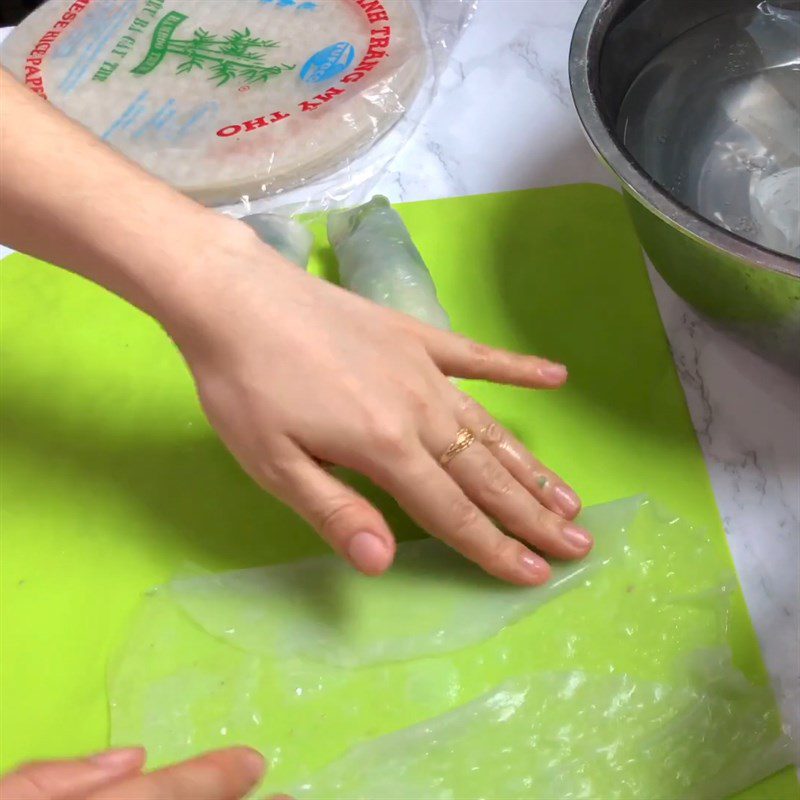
[569,0,800,373]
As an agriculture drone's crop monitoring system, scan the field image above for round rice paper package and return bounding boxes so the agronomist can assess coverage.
[0,0,474,208]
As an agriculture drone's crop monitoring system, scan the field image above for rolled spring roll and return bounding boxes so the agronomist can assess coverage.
[241,213,314,268]
[328,196,451,330]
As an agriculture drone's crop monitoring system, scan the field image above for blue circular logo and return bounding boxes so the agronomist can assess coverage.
[300,42,356,84]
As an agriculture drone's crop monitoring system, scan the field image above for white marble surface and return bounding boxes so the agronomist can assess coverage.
[1,0,799,742]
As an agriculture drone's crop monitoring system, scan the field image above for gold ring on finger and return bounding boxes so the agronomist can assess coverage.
[439,427,476,466]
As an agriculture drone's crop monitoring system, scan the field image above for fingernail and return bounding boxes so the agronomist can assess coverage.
[347,532,392,576]
[563,525,593,552]
[88,748,144,771]
[239,748,266,782]
[519,551,550,584]
[554,485,581,517]
[538,364,568,383]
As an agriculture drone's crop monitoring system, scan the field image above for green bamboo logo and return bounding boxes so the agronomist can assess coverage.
[130,11,296,87]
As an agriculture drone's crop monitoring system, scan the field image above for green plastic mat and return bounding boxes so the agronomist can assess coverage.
[1,185,796,798]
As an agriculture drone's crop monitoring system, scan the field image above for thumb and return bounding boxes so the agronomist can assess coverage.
[0,748,145,800]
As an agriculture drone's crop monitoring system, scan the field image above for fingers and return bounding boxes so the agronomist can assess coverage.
[0,748,144,800]
[87,748,265,800]
[383,449,551,586]
[440,438,592,560]
[262,445,396,577]
[456,393,582,519]
[422,329,567,389]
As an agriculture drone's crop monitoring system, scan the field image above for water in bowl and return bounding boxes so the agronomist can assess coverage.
[618,1,800,258]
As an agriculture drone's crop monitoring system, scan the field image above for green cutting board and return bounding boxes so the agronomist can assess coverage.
[1,185,796,797]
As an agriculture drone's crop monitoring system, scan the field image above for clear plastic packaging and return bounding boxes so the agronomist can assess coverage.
[228,0,479,217]
[0,0,476,214]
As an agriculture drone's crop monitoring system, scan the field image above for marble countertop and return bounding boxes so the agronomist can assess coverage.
[1,0,798,741]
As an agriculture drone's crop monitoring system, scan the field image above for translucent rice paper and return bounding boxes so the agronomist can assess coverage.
[109,497,796,797]
[240,213,313,268]
[168,497,638,667]
[292,655,794,800]
[327,196,452,330]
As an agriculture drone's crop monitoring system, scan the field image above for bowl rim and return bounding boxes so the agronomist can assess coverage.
[568,0,800,280]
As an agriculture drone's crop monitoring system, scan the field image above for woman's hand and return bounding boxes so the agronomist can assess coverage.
[1,69,591,584]
[0,747,284,800]
[169,225,592,584]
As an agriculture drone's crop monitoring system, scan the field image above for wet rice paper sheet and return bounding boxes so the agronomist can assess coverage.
[109,497,797,798]
[292,659,794,800]
[166,497,637,668]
